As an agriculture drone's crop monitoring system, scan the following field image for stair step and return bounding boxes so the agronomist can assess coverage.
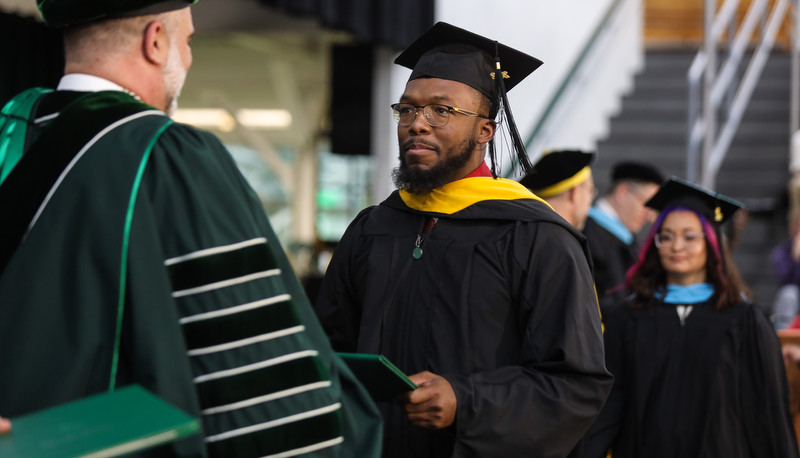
[594,145,789,165]
[600,121,788,145]
[616,98,790,121]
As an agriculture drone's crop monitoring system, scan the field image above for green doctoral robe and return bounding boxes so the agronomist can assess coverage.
[315,176,613,458]
[0,89,381,457]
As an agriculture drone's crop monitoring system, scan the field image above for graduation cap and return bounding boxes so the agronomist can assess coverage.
[394,22,543,177]
[520,150,595,198]
[645,176,744,224]
[612,161,663,185]
[38,0,196,27]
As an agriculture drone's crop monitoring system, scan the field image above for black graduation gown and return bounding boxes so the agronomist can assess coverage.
[0,89,382,457]
[315,177,613,458]
[585,298,800,458]
[582,217,638,316]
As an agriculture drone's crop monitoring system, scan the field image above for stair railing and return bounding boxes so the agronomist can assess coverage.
[506,0,638,178]
[687,0,797,189]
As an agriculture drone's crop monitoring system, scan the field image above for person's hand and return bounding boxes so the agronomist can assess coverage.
[0,416,11,434]
[783,344,800,368]
[402,371,457,429]
[792,231,800,261]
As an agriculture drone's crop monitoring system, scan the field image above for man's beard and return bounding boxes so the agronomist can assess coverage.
[392,137,477,194]
[162,40,186,117]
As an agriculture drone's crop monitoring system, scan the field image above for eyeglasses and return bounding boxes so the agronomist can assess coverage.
[391,103,489,127]
[654,232,705,249]
[581,180,599,199]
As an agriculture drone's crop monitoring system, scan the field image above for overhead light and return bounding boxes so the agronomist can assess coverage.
[172,108,293,131]
[236,109,293,129]
[173,108,236,132]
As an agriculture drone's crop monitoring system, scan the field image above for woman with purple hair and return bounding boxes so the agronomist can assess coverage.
[585,177,799,458]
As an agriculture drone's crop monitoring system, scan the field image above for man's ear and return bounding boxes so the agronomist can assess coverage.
[476,119,496,145]
[614,182,631,201]
[142,20,169,66]
[567,186,579,203]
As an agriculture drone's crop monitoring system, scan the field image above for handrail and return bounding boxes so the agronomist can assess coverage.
[705,0,790,184]
[710,0,743,40]
[709,0,767,107]
[687,0,794,188]
[508,0,626,178]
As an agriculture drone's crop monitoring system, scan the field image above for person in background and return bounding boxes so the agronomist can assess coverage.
[315,21,611,458]
[784,343,800,368]
[0,1,381,456]
[520,149,597,230]
[585,177,798,458]
[521,149,604,458]
[583,161,663,316]
[769,210,800,329]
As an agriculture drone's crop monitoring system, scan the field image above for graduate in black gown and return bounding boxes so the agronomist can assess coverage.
[316,22,611,458]
[585,177,800,458]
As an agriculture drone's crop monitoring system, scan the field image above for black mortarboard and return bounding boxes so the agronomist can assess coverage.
[394,22,543,178]
[38,0,196,27]
[645,176,744,224]
[612,161,663,185]
[395,22,543,100]
[520,150,595,198]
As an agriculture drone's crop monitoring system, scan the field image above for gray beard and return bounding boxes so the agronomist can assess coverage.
[162,41,185,117]
[392,137,477,194]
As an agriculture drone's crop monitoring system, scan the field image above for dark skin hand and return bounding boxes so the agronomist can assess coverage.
[402,371,457,429]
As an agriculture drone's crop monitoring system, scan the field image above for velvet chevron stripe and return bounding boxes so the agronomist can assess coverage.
[166,239,278,293]
[181,299,300,351]
[205,405,343,457]
[195,352,330,412]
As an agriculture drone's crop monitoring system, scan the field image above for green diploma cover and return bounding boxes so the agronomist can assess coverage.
[337,353,418,402]
[0,385,199,457]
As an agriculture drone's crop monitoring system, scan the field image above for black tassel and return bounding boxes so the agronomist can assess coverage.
[488,136,498,178]
[493,42,533,177]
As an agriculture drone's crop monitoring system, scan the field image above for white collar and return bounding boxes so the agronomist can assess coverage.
[596,197,621,221]
[57,74,142,101]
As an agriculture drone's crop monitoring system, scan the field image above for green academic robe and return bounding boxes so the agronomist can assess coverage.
[315,177,613,458]
[0,90,381,457]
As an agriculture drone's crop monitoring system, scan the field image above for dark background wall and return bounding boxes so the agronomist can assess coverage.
[0,10,63,107]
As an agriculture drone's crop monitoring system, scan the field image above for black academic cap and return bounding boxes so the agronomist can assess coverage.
[520,150,595,197]
[645,176,744,224]
[38,0,196,27]
[394,22,543,178]
[394,22,543,100]
[612,161,663,185]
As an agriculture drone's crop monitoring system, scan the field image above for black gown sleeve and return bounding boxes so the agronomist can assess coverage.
[739,305,800,457]
[314,206,375,352]
[583,306,631,458]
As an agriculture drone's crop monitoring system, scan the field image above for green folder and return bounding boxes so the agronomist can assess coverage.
[0,385,200,458]
[337,353,418,402]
